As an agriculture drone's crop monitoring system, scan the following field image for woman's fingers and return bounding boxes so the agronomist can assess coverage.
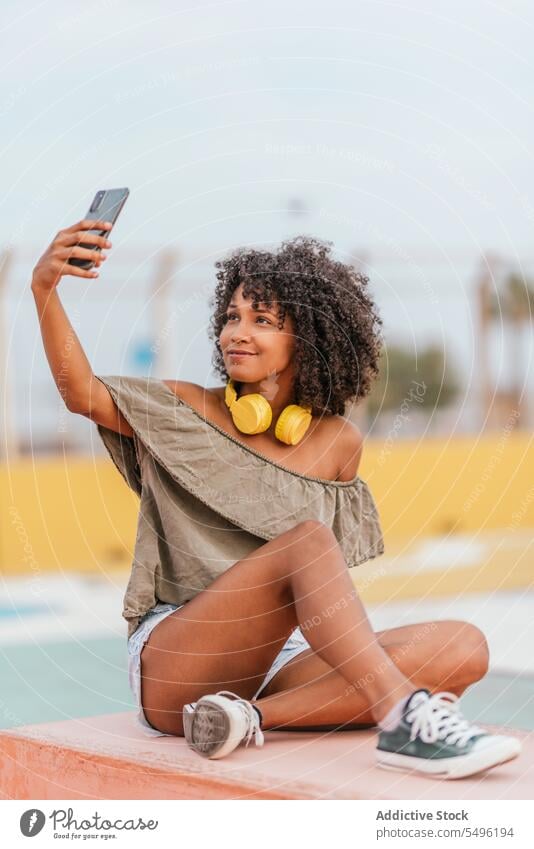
[31,220,112,292]
[57,245,108,263]
[55,231,112,249]
[53,259,100,279]
[61,219,113,234]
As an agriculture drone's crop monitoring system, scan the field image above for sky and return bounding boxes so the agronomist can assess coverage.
[1,0,533,444]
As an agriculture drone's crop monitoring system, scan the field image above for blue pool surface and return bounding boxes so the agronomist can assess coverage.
[0,605,52,619]
[0,638,135,729]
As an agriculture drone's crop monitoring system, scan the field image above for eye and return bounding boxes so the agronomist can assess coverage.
[225,313,271,325]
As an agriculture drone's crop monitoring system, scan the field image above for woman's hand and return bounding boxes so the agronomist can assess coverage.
[31,218,113,293]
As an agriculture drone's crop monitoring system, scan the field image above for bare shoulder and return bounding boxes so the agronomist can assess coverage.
[324,414,362,441]
[326,416,363,481]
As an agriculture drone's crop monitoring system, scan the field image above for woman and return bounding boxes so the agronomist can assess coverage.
[31,218,521,779]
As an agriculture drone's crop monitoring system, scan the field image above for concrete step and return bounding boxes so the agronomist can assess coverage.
[0,712,530,800]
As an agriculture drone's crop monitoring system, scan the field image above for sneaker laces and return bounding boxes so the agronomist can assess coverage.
[406,690,486,748]
[214,690,265,749]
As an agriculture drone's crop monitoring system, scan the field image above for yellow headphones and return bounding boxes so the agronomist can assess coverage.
[224,378,312,445]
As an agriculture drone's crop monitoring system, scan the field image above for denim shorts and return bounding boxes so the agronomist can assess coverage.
[127,601,311,737]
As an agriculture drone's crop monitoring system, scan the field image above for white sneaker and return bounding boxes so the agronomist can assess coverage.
[376,688,522,779]
[183,690,265,759]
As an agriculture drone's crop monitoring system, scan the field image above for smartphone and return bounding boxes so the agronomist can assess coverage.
[68,187,129,269]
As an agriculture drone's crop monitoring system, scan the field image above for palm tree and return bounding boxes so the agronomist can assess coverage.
[366,343,460,418]
[489,271,534,427]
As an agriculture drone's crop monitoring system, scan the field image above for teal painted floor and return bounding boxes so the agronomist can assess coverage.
[0,638,533,732]
[0,638,135,729]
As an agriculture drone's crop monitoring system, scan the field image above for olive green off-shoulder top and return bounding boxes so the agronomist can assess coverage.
[94,375,385,639]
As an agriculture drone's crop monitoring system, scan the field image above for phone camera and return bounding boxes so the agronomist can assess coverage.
[89,191,105,213]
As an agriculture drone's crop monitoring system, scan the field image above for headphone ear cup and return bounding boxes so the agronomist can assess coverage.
[229,392,272,434]
[275,405,312,445]
[224,381,238,408]
[225,378,312,443]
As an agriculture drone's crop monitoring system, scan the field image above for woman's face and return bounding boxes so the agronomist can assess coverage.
[220,283,296,386]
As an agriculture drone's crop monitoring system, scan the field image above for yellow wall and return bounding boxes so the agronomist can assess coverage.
[363,432,533,542]
[1,434,532,574]
[0,459,138,575]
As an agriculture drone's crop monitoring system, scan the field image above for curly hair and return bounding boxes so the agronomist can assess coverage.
[207,235,383,417]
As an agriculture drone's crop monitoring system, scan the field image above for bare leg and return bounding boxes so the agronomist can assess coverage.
[255,619,490,730]
[141,520,415,734]
[278,522,415,718]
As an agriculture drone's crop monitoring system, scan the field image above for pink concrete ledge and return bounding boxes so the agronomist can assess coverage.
[0,713,531,800]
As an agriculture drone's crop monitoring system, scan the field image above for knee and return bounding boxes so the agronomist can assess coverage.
[443,620,490,685]
[465,623,490,681]
[291,519,337,550]
[277,520,340,584]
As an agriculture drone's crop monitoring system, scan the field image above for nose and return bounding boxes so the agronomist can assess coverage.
[230,325,251,343]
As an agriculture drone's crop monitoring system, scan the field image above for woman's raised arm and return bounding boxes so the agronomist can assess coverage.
[31,219,133,436]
